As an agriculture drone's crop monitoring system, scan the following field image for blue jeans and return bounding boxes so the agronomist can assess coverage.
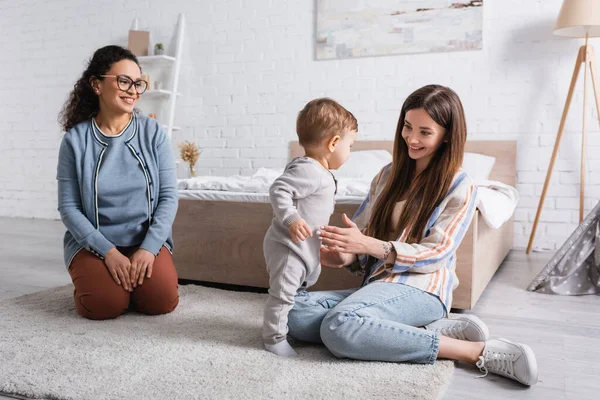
[287,282,446,364]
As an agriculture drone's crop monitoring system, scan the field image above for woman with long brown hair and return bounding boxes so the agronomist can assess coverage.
[287,85,538,386]
[57,45,179,320]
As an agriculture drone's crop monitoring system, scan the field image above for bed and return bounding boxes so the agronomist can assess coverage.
[172,140,516,310]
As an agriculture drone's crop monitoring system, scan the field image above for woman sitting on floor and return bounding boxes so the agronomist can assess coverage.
[57,45,179,320]
[288,84,539,386]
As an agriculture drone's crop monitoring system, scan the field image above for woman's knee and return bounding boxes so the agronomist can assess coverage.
[133,251,179,315]
[142,295,179,315]
[75,291,129,320]
[320,310,362,358]
[134,285,179,315]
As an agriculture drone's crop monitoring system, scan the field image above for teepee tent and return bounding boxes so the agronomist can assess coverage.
[528,201,600,295]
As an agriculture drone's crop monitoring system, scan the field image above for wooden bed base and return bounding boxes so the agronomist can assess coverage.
[173,140,516,310]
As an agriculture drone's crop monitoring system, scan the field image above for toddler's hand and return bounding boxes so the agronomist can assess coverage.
[288,218,313,243]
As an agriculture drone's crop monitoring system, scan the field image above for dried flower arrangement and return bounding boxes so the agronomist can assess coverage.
[178,141,201,177]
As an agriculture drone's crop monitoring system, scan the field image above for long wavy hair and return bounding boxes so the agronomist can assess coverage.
[59,45,140,132]
[365,85,467,245]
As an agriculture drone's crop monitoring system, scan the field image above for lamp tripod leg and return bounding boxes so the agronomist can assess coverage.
[527,47,584,254]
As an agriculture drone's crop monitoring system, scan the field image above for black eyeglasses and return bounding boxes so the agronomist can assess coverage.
[99,74,148,94]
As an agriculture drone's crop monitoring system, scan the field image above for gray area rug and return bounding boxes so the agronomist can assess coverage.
[0,284,454,400]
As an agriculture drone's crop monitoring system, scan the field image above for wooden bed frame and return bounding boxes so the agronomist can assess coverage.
[173,140,516,310]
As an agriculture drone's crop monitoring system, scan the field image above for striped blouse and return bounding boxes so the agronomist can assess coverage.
[351,164,478,312]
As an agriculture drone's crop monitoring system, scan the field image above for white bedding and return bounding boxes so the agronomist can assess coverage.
[177,167,370,198]
[178,169,518,229]
[474,180,519,229]
[178,190,366,205]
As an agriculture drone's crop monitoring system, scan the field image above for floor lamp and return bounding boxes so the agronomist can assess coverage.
[527,0,600,254]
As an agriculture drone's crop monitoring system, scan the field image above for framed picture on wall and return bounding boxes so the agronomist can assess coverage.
[316,0,483,60]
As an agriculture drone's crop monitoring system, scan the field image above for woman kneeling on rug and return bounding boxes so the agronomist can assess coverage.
[287,85,539,386]
[56,45,179,320]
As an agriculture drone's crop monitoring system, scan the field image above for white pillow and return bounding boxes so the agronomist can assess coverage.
[333,150,393,181]
[462,152,495,181]
[332,150,494,181]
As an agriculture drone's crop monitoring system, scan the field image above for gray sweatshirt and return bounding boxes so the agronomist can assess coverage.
[266,157,337,265]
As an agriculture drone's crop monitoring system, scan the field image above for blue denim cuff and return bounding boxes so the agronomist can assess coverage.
[427,331,441,365]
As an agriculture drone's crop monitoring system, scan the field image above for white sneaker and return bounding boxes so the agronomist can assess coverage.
[425,314,490,342]
[477,338,538,386]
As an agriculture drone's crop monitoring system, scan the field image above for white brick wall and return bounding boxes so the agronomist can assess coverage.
[1,0,598,250]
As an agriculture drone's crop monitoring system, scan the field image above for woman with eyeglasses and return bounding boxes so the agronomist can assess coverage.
[57,45,179,320]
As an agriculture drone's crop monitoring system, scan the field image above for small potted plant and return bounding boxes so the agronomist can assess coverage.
[179,141,201,177]
[154,43,164,55]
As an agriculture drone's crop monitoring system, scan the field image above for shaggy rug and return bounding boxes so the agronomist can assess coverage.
[0,284,454,400]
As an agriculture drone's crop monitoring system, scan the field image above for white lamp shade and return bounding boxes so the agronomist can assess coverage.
[554,0,600,37]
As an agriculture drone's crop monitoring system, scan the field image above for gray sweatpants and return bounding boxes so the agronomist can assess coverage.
[263,239,321,344]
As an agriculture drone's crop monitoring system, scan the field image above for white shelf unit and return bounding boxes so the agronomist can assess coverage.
[137,55,176,63]
[143,89,181,97]
[137,13,185,140]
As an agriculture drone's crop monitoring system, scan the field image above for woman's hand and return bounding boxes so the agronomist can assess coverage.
[129,249,156,287]
[104,248,133,292]
[320,245,349,268]
[318,213,372,254]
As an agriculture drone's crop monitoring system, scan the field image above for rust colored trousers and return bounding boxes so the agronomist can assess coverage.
[68,246,179,320]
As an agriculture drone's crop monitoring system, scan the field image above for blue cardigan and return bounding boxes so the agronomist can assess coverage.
[57,114,178,268]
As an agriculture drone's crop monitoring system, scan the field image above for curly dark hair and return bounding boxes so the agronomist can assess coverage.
[59,45,140,132]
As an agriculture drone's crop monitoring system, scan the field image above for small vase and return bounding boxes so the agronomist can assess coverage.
[189,164,196,177]
[155,47,164,56]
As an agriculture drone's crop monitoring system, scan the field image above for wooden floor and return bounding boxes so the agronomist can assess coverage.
[0,217,598,400]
